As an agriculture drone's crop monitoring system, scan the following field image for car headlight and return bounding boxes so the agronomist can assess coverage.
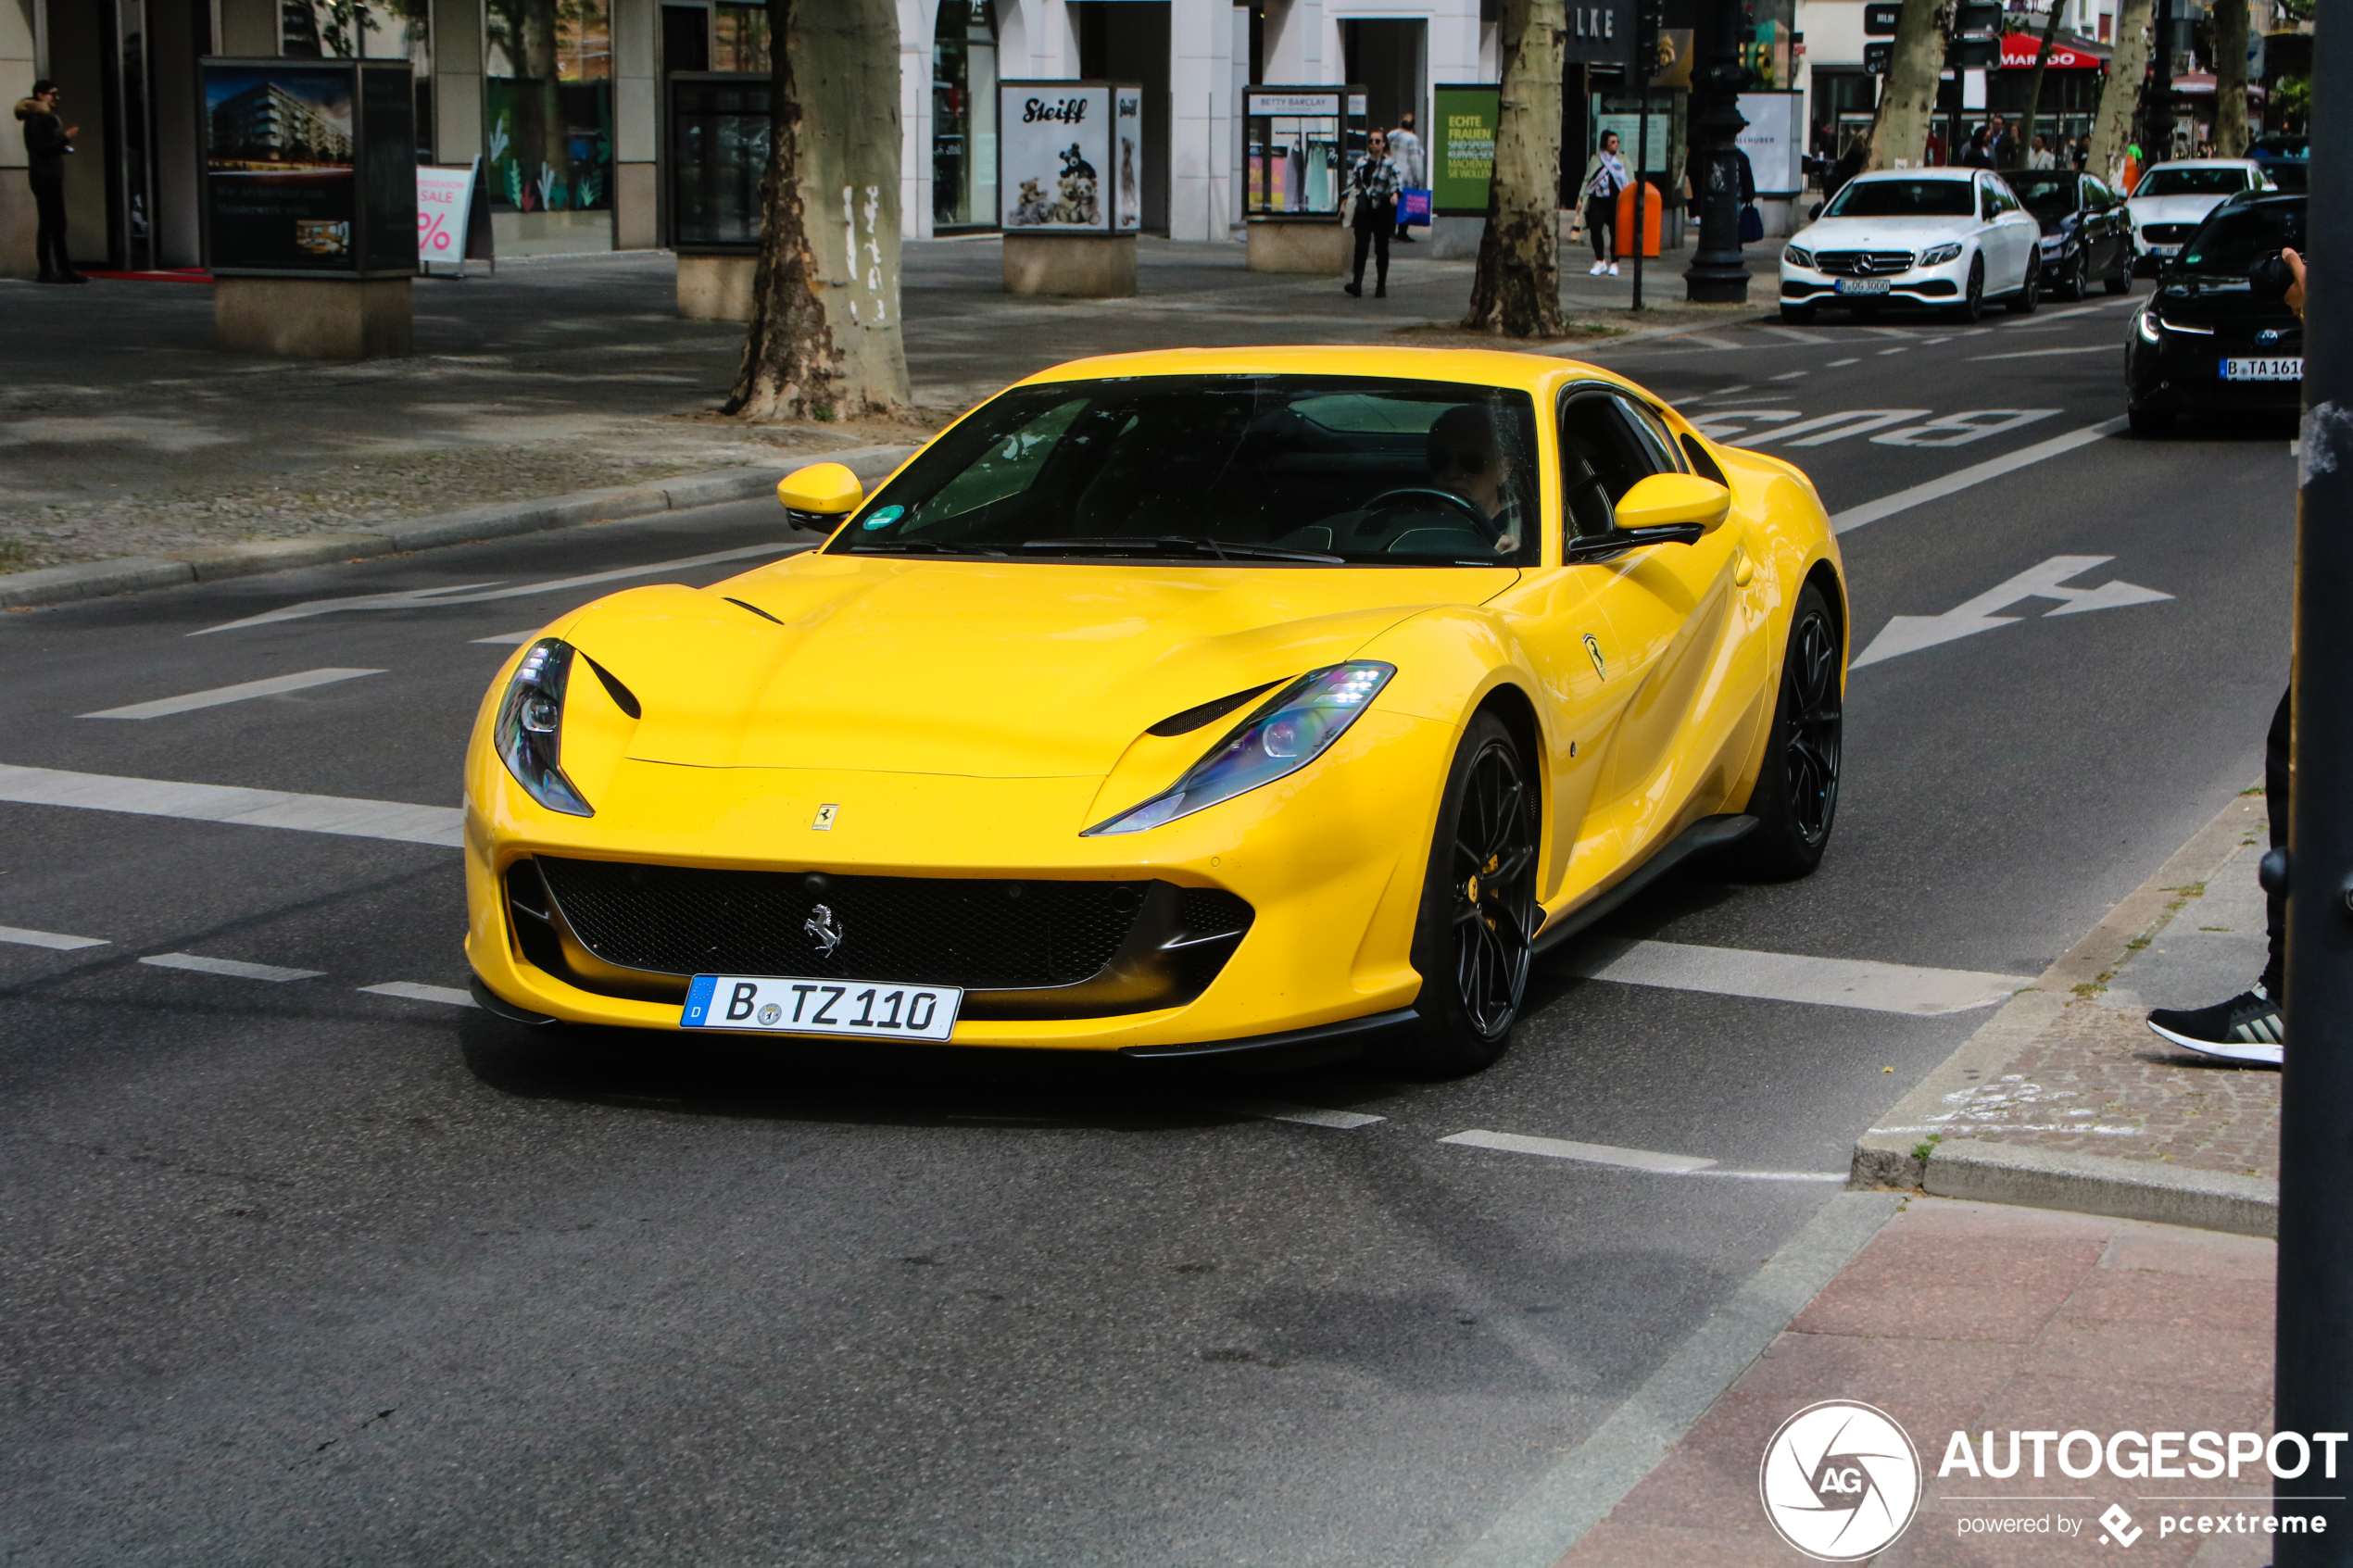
[494,637,594,817]
[1919,242,1964,267]
[1084,662,1395,835]
[1783,244,1814,269]
[2135,308,2163,343]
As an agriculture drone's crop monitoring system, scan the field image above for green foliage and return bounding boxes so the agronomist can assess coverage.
[2274,75,2311,130]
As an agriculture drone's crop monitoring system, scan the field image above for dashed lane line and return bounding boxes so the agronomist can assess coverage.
[1969,344,2117,361]
[1757,325,1832,345]
[1830,416,2129,533]
[0,925,108,951]
[360,982,478,1008]
[1438,1129,1845,1181]
[1828,357,1860,366]
[140,952,325,983]
[81,668,385,721]
[1223,1100,1387,1130]
[0,763,462,848]
[472,630,540,646]
[1559,937,2032,1015]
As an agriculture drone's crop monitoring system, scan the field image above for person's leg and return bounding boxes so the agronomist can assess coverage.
[32,180,69,280]
[2263,682,2291,996]
[1372,220,1390,295]
[1348,219,1371,295]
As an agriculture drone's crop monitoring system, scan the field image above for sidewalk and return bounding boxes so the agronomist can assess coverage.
[0,234,1785,581]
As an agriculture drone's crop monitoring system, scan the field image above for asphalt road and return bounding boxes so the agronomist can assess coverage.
[0,285,2296,1567]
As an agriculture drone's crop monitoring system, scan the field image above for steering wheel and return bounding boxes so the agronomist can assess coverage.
[1357,486,1501,543]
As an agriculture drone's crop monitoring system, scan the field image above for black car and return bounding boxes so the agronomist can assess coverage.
[2251,134,2309,194]
[2004,169,2135,299]
[2125,193,2305,436]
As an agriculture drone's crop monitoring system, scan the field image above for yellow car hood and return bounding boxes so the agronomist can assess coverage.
[562,555,1515,777]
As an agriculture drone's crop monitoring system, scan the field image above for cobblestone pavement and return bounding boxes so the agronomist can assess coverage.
[1555,1198,2277,1568]
[1895,799,2281,1183]
[0,235,1780,576]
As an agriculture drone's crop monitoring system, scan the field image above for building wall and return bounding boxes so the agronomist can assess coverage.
[1,0,34,276]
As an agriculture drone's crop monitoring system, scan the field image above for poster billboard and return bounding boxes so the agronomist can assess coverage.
[1736,91,1806,197]
[999,81,1139,235]
[203,57,415,275]
[1431,84,1500,216]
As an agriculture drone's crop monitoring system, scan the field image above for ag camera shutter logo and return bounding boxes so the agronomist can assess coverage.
[1759,1400,1923,1561]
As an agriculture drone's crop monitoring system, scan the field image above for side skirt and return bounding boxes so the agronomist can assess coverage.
[1529,813,1757,959]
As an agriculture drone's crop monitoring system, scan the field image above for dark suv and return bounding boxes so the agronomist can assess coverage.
[2124,193,2304,436]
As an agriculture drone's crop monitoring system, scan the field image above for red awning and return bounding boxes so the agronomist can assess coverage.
[1999,31,2107,69]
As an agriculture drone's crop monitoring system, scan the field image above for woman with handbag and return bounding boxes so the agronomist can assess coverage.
[1578,131,1629,276]
[1343,130,1400,298]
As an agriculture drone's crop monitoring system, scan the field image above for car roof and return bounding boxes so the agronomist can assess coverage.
[1848,167,1979,182]
[2141,158,2263,170]
[1012,345,1622,395]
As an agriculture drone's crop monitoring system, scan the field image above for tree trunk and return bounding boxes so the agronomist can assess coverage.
[726,0,910,420]
[1867,0,1951,170]
[2212,0,2250,157]
[2088,0,2157,189]
[1464,0,1567,337]
[2014,0,2068,168]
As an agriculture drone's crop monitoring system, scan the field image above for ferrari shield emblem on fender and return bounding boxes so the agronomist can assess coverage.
[1583,633,1606,681]
[812,803,839,831]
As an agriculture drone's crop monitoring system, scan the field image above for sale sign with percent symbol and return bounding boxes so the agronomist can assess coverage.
[416,157,488,276]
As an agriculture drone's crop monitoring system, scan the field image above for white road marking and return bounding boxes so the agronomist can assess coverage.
[1441,1130,1717,1172]
[1852,554,2172,668]
[141,952,324,983]
[1828,357,1860,366]
[1225,1100,1386,1130]
[1859,326,1917,338]
[0,763,462,847]
[1691,409,1802,439]
[471,629,541,646]
[2004,301,2120,325]
[1732,408,1931,447]
[1920,335,1953,345]
[1769,370,1808,380]
[1440,1129,1846,1181]
[80,667,384,720]
[1970,344,2116,361]
[1758,325,1831,345]
[1679,333,1744,350]
[360,981,478,1008]
[1877,346,1910,355]
[0,924,108,951]
[1831,416,2128,533]
[194,542,808,635]
[1869,408,2058,447]
[1560,937,2032,1014]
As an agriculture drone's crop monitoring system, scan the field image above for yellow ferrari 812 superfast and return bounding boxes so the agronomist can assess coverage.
[463,348,1845,1074]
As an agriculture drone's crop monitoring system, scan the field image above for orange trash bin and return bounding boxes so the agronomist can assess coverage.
[1614,181,1664,259]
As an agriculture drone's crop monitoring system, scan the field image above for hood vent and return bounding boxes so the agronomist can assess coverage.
[1149,681,1280,737]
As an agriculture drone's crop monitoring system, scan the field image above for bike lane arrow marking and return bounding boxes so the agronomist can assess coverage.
[1851,555,2173,669]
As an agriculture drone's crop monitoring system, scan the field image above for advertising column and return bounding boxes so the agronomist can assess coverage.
[998,81,1141,297]
[1429,83,1500,259]
[203,57,418,358]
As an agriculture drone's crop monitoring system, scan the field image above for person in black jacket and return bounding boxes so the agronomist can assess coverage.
[16,81,84,283]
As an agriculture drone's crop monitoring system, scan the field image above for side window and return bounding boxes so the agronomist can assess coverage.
[1615,396,1687,474]
[1558,391,1650,538]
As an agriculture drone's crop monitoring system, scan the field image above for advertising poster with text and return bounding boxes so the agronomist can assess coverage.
[204,62,357,271]
[1000,82,1112,232]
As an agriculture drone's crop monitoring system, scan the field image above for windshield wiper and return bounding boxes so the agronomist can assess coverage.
[843,539,1008,556]
[1022,535,1343,564]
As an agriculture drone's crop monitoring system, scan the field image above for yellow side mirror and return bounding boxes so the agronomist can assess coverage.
[776,462,864,531]
[1613,471,1731,533]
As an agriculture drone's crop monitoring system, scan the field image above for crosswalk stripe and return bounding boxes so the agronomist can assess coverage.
[0,924,109,951]
[359,982,479,1008]
[80,668,384,721]
[1441,1129,1715,1173]
[141,952,323,983]
[0,763,461,847]
[1558,937,2031,1015]
[1224,1100,1385,1130]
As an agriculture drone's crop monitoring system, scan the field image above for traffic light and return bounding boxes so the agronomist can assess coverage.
[1945,34,2002,68]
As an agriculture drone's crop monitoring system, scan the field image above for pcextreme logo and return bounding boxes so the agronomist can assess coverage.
[1759,1400,1925,1561]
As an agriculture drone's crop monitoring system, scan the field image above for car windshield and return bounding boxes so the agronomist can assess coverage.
[1821,178,1976,218]
[2004,174,2079,227]
[832,374,1543,567]
[2178,200,2306,275]
[2135,167,2249,196]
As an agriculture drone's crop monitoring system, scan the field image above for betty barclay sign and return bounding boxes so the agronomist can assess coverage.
[998,81,1142,235]
[1760,1402,2347,1561]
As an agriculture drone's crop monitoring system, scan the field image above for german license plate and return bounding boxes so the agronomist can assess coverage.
[2222,357,2301,382]
[1834,277,1893,295]
[2149,243,2182,256]
[682,973,963,1040]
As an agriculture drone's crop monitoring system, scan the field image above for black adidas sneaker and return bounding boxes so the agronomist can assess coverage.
[2145,985,2284,1066]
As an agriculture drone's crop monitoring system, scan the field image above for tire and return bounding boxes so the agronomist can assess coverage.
[2057,251,2088,302]
[1780,303,1818,325]
[1950,256,1985,324]
[1382,711,1540,1077]
[1734,583,1843,882]
[2104,257,2131,295]
[2005,255,2041,314]
[2128,404,2173,437]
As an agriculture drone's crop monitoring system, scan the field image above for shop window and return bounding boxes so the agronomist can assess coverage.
[933,0,998,229]
[485,0,613,213]
[714,3,770,73]
[281,1,434,160]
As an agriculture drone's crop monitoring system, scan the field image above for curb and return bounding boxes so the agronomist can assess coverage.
[0,444,919,611]
[1849,792,2274,1237]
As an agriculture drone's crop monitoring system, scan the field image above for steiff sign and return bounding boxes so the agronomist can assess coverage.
[998,81,1142,235]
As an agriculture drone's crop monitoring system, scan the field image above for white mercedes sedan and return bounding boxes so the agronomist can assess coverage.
[2125,158,2273,274]
[1779,167,2045,325]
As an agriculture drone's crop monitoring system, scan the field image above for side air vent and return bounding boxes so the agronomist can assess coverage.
[1149,682,1279,737]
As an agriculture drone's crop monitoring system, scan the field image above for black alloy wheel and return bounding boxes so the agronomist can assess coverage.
[1387,711,1539,1076]
[2059,249,2089,301]
[1736,583,1843,881]
[1952,256,1986,324]
[2105,245,2133,294]
[2006,253,2040,314]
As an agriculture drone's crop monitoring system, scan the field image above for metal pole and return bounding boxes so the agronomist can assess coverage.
[2275,0,2353,1557]
[1633,47,1652,308]
[1683,0,1750,301]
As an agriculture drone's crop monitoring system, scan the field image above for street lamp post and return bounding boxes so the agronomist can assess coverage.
[1682,0,1750,303]
[2274,0,2353,1560]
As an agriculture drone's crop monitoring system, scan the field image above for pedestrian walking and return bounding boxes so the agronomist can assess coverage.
[2146,246,2307,1066]
[1578,130,1629,277]
[1959,123,1993,169]
[1341,129,1399,298]
[1389,112,1425,243]
[1986,113,2016,169]
[15,79,83,285]
[2030,134,2057,169]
